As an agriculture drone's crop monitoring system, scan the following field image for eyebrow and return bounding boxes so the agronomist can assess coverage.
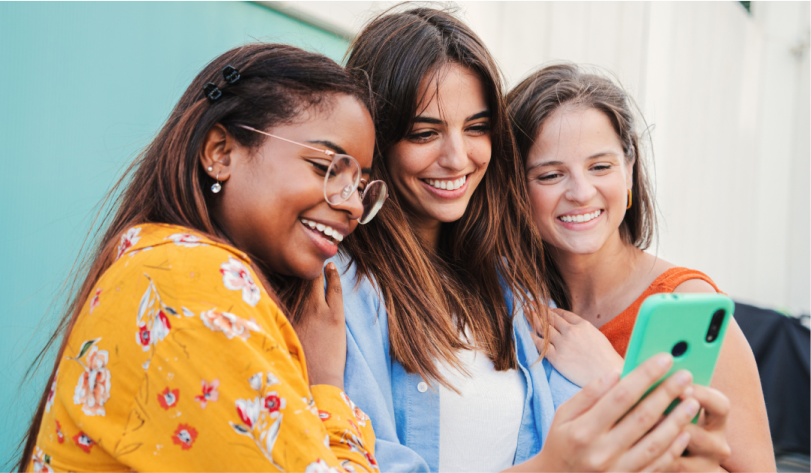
[413,109,490,125]
[307,140,347,155]
[307,139,371,174]
[527,151,618,172]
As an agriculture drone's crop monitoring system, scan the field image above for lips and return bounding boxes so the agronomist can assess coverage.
[419,174,470,199]
[299,218,343,258]
[558,209,602,223]
[556,209,604,230]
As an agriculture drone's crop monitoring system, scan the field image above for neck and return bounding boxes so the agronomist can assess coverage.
[551,232,643,320]
[411,215,443,251]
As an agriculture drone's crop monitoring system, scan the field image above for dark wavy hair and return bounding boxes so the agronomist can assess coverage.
[343,7,549,387]
[507,63,657,310]
[16,42,371,470]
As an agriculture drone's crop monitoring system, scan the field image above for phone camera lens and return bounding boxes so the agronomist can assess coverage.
[705,309,726,343]
[671,341,688,357]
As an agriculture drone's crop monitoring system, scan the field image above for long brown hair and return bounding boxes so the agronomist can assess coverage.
[15,42,371,470]
[343,7,549,387]
[506,63,657,310]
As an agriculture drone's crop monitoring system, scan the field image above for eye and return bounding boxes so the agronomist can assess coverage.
[467,123,490,135]
[537,172,562,182]
[309,160,333,175]
[591,163,613,172]
[407,130,437,143]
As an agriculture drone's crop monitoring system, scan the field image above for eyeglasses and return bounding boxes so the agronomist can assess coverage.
[236,125,387,224]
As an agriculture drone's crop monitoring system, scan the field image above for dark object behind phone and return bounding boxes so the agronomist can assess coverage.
[734,302,809,467]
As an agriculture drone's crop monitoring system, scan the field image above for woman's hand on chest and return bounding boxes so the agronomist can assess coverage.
[533,308,624,387]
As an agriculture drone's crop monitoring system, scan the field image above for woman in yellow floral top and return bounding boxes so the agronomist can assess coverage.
[20,43,385,472]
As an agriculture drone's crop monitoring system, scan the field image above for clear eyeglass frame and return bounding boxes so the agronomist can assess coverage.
[236,124,387,224]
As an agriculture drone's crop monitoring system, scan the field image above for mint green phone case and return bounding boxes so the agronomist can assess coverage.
[621,293,733,416]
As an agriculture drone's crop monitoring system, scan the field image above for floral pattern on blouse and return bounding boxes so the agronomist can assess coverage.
[28,223,378,472]
[220,256,261,306]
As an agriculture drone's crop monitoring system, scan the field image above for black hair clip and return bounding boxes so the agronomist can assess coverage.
[203,82,222,101]
[223,65,240,84]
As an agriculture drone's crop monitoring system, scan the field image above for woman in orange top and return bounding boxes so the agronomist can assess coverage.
[507,64,775,471]
[17,43,387,472]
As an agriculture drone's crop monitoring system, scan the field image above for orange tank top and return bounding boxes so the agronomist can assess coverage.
[599,267,722,357]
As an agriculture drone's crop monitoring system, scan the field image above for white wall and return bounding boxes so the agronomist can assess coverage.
[276,1,811,315]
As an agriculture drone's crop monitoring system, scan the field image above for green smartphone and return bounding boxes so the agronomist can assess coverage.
[621,293,733,417]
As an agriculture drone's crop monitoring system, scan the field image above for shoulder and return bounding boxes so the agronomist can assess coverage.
[638,253,719,294]
[101,223,285,335]
[330,252,388,340]
[672,278,717,293]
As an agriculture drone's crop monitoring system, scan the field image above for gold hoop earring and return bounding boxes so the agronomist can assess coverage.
[626,189,632,210]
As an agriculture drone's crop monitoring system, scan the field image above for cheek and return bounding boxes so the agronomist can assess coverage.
[599,179,629,209]
[528,186,558,230]
[388,146,432,188]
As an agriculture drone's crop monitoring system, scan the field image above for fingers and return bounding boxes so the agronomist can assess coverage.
[554,369,621,423]
[681,388,731,462]
[638,432,691,472]
[621,396,698,469]
[681,422,732,462]
[323,263,344,322]
[612,370,695,448]
[585,354,676,429]
[690,385,730,430]
[552,307,583,325]
[548,310,571,335]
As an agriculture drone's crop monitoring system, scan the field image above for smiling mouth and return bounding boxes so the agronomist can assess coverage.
[422,175,467,191]
[558,210,602,223]
[300,218,343,244]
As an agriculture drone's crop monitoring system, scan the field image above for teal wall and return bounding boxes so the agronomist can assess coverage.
[0,2,349,465]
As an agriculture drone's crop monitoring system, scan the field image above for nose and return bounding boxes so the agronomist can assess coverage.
[437,131,469,172]
[329,188,364,221]
[564,170,597,205]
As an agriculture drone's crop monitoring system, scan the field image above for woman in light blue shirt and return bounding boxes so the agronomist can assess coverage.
[301,7,728,472]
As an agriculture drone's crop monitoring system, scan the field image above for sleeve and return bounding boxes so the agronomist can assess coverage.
[336,255,431,473]
[113,246,379,473]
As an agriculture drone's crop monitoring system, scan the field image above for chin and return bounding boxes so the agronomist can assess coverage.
[432,207,470,223]
[276,255,327,281]
[559,241,605,256]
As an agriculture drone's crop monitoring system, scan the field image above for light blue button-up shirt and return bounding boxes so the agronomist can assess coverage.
[331,253,581,472]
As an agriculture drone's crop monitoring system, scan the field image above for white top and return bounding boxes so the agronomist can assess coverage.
[437,339,527,473]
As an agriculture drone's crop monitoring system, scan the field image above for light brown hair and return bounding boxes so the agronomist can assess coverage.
[16,43,372,470]
[506,63,657,310]
[343,7,549,386]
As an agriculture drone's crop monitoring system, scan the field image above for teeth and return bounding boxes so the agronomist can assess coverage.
[300,219,343,243]
[560,210,601,223]
[425,175,466,191]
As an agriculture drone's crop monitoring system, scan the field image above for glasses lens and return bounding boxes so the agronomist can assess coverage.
[324,155,360,205]
[359,181,387,224]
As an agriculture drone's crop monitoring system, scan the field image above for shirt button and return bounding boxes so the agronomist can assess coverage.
[417,382,428,393]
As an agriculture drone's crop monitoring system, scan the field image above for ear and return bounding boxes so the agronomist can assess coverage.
[625,152,635,190]
[200,124,235,182]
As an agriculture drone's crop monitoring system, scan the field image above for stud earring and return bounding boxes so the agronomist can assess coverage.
[211,172,222,193]
[207,166,213,172]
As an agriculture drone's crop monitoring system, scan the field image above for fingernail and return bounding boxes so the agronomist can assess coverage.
[656,353,673,368]
[683,399,699,417]
[682,386,694,398]
[328,262,336,271]
[676,370,692,386]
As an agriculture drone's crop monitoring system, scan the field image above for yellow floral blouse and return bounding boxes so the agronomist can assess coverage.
[28,223,378,473]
